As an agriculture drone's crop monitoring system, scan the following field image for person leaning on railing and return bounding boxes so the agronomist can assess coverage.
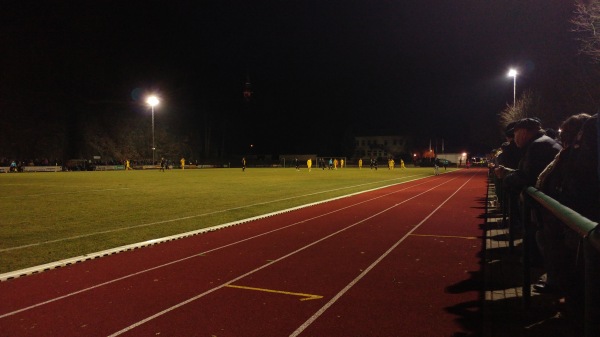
[538,113,598,318]
[495,117,562,259]
[533,113,591,296]
[495,117,562,194]
[493,121,522,206]
[495,121,522,173]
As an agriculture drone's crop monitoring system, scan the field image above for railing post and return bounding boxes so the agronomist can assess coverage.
[521,191,532,308]
[584,233,600,337]
[502,192,508,227]
[508,192,516,253]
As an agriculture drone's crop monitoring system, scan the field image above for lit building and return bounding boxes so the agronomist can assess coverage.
[354,135,409,160]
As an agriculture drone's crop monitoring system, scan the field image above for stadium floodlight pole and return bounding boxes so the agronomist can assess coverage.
[146,95,160,165]
[507,68,517,108]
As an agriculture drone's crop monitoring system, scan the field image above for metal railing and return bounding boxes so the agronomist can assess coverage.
[521,186,599,337]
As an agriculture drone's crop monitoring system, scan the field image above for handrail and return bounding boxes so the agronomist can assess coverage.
[522,186,599,337]
[523,186,598,238]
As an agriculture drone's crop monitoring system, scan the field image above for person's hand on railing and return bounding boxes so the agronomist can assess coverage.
[494,165,514,179]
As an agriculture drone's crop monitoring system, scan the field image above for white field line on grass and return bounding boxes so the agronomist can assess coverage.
[0,187,131,198]
[107,175,463,337]
[0,175,444,317]
[1,175,423,253]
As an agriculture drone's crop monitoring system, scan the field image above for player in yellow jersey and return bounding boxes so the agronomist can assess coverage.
[307,158,312,172]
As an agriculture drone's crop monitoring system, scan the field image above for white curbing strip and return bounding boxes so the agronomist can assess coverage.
[0,206,308,282]
[0,175,431,282]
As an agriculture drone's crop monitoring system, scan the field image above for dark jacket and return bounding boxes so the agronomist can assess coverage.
[497,140,521,170]
[559,114,599,221]
[504,132,562,193]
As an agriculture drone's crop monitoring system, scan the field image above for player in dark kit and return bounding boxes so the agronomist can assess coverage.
[370,158,378,170]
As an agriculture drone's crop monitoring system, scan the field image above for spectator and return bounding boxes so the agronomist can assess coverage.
[533,113,591,295]
[495,117,561,271]
[545,128,559,140]
[494,121,522,177]
[496,117,562,192]
[494,122,521,207]
[559,113,599,222]
[537,114,591,198]
[491,121,524,218]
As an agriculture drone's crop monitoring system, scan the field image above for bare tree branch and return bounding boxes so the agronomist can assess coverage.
[572,0,600,61]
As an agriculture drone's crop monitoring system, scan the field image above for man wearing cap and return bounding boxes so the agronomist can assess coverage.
[492,121,522,206]
[494,121,521,177]
[496,117,562,192]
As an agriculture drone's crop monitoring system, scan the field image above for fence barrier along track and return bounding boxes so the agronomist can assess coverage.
[521,186,599,337]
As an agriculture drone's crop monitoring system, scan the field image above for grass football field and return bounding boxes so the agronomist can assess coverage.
[0,166,448,275]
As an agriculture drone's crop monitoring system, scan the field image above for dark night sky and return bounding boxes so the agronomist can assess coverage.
[0,0,581,156]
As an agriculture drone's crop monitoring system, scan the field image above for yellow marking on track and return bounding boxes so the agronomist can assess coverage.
[225,284,323,301]
[410,234,478,240]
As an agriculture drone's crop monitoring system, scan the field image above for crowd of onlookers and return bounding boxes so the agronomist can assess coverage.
[0,158,182,172]
[0,158,62,172]
[0,158,60,167]
[488,113,599,318]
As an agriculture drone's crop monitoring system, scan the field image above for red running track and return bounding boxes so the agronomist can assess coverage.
[1,168,488,337]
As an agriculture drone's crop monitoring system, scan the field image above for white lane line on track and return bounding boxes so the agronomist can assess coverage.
[0,175,438,319]
[0,176,422,253]
[106,176,460,337]
[289,172,478,337]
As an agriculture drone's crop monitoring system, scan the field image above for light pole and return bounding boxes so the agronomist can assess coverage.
[146,95,159,165]
[507,68,517,108]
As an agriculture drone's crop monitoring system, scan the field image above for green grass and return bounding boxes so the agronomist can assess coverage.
[0,166,448,274]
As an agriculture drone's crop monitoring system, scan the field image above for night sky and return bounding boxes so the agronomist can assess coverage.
[0,1,583,157]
